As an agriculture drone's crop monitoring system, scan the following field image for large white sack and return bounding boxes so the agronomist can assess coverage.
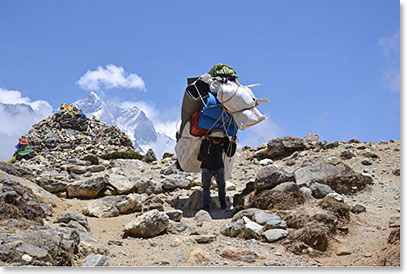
[175,121,236,176]
[175,121,202,173]
[211,80,256,112]
[223,153,235,180]
[233,107,266,130]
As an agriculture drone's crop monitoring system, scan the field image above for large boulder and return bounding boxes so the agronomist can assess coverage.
[35,177,67,193]
[83,196,123,218]
[83,193,146,218]
[255,136,307,160]
[254,166,295,191]
[248,182,304,210]
[0,162,32,177]
[311,171,373,194]
[66,176,107,198]
[162,178,190,192]
[294,162,349,186]
[123,209,169,238]
[107,174,136,195]
[55,213,90,231]
[310,182,335,198]
[0,171,62,206]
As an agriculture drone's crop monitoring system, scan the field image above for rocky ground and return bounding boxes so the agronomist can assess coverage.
[0,108,400,267]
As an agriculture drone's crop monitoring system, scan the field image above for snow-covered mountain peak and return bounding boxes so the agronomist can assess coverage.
[74,92,175,158]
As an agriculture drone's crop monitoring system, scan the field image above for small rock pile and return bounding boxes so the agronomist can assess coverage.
[19,104,136,168]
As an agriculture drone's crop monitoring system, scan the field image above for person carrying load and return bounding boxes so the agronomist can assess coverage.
[198,129,237,211]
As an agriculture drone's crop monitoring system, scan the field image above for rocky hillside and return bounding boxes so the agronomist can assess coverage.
[0,108,400,267]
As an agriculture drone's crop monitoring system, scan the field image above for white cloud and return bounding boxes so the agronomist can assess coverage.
[378,31,400,93]
[0,88,53,160]
[76,64,146,91]
[238,117,282,148]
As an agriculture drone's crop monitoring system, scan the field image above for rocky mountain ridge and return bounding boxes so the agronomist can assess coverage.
[0,106,400,267]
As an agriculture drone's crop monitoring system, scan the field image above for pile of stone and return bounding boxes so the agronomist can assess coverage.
[221,209,288,243]
[17,104,136,168]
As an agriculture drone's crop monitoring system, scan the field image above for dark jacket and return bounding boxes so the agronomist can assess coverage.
[197,138,236,170]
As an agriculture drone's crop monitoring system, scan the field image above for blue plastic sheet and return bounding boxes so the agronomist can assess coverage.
[198,93,238,136]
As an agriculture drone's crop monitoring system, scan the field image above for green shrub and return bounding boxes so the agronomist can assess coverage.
[101,151,143,160]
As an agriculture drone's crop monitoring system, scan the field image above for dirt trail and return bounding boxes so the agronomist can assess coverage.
[49,140,400,267]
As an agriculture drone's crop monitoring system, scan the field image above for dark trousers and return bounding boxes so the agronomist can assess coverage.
[201,167,226,207]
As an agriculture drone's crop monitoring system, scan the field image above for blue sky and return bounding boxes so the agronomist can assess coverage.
[0,0,400,156]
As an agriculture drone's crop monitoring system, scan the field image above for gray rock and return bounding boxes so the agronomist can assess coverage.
[89,165,105,173]
[325,192,345,202]
[162,178,190,191]
[294,162,348,186]
[116,193,147,214]
[195,210,212,226]
[349,203,366,214]
[107,174,136,195]
[133,179,150,193]
[183,190,203,211]
[123,209,169,238]
[323,141,339,149]
[262,229,288,242]
[340,149,355,159]
[83,254,109,266]
[264,219,287,230]
[160,165,177,175]
[108,240,123,246]
[231,208,262,223]
[69,166,87,175]
[303,133,319,149]
[393,169,400,176]
[83,196,124,218]
[362,158,374,165]
[255,136,306,160]
[165,209,183,222]
[66,176,107,198]
[0,162,32,177]
[142,149,157,163]
[254,166,295,191]
[221,219,245,237]
[55,213,90,231]
[16,243,49,259]
[190,234,217,244]
[167,220,189,234]
[273,181,299,192]
[299,187,313,198]
[310,182,335,198]
[243,217,263,240]
[253,211,281,225]
[149,203,164,211]
[35,177,67,193]
[1,219,20,227]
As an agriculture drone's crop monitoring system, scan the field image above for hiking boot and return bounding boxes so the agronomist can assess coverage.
[220,200,227,210]
[203,204,211,212]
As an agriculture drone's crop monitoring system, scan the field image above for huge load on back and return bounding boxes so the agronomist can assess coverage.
[175,63,269,178]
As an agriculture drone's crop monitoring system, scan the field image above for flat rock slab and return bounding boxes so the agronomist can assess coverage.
[55,212,90,231]
[263,229,288,242]
[66,176,107,198]
[294,162,348,186]
[83,254,109,266]
[190,234,217,244]
[107,174,136,195]
[253,211,281,225]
